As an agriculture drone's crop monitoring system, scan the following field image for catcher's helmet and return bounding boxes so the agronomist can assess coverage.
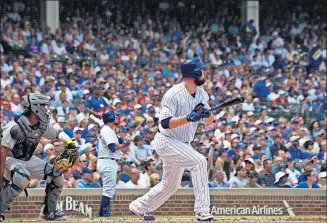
[102,110,116,124]
[22,93,51,123]
[180,57,208,79]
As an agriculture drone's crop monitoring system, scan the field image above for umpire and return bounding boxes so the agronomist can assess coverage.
[96,110,128,217]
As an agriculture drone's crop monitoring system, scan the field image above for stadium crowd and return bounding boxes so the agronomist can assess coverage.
[0,0,326,190]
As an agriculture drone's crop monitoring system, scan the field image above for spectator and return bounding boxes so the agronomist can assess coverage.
[285,157,301,185]
[134,136,152,163]
[287,136,303,159]
[42,143,55,163]
[258,159,275,187]
[180,172,191,188]
[273,171,291,188]
[125,168,143,188]
[63,169,76,188]
[139,159,156,188]
[252,154,262,172]
[116,166,126,188]
[73,127,86,148]
[75,167,101,188]
[149,173,161,188]
[297,160,315,183]
[120,161,131,183]
[229,166,247,188]
[243,157,255,174]
[242,171,261,188]
[312,132,325,155]
[270,135,287,158]
[296,171,320,188]
[10,93,23,115]
[317,140,326,160]
[317,172,326,189]
[72,155,88,180]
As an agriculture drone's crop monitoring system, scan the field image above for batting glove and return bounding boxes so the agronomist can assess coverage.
[199,109,211,118]
[186,111,201,122]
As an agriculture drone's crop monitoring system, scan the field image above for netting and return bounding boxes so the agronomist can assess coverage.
[1,0,326,124]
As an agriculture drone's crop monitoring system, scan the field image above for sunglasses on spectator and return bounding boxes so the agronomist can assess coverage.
[80,160,87,163]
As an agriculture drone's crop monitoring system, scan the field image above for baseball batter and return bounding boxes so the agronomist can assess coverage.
[0,93,79,222]
[96,110,128,217]
[129,57,215,221]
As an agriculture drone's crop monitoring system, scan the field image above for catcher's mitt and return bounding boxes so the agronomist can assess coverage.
[53,143,79,171]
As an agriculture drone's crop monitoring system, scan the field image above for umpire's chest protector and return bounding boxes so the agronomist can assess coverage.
[9,115,48,161]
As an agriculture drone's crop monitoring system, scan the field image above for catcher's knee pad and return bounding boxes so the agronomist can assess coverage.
[11,165,31,190]
[0,166,31,213]
[43,163,64,214]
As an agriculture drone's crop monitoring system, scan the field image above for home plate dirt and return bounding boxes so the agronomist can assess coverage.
[7,215,326,223]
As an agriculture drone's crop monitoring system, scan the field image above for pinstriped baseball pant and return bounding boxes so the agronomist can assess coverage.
[132,133,210,213]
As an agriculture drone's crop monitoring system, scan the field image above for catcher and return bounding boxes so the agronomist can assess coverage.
[0,93,79,221]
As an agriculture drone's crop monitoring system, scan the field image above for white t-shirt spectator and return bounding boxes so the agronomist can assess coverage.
[51,40,67,55]
[138,173,150,188]
[272,37,284,55]
[124,180,143,189]
[242,102,255,112]
[116,180,126,188]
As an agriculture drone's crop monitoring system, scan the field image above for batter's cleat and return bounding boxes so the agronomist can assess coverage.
[195,212,214,221]
[39,208,65,221]
[129,202,156,221]
[0,214,5,222]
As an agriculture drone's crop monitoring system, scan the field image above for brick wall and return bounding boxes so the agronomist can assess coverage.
[5,189,326,218]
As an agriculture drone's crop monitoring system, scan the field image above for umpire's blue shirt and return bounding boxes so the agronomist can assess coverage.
[75,179,101,188]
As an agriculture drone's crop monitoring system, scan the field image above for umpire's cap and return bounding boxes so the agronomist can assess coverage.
[181,57,207,79]
[102,110,116,124]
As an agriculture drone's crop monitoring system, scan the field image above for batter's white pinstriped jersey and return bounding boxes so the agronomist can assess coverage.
[158,83,210,142]
[97,125,120,159]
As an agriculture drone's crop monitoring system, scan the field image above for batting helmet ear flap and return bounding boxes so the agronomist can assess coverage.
[193,70,202,79]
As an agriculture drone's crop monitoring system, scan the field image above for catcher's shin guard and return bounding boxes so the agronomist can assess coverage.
[42,163,64,214]
[53,142,79,171]
[0,166,31,213]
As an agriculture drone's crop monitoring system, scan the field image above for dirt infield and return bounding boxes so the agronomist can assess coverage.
[6,215,326,222]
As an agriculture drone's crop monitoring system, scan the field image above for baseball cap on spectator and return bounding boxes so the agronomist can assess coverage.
[278,164,287,171]
[73,127,83,133]
[182,172,191,181]
[44,143,54,152]
[303,159,314,167]
[267,126,276,131]
[290,136,300,142]
[266,117,275,123]
[146,104,153,109]
[249,127,257,134]
[252,154,260,160]
[88,123,97,131]
[274,171,289,184]
[248,171,258,178]
[149,107,156,113]
[247,111,254,117]
[231,134,240,140]
[272,31,279,36]
[83,89,90,95]
[244,157,254,165]
[57,117,67,123]
[134,104,142,109]
[266,82,272,87]
[235,166,245,176]
[273,135,281,140]
[254,120,262,126]
[318,172,326,179]
[253,145,262,151]
[315,132,324,138]
[218,148,227,156]
[113,98,122,106]
[286,157,294,162]
[258,129,266,135]
[81,167,96,175]
[91,84,101,91]
[279,90,286,95]
[225,131,232,135]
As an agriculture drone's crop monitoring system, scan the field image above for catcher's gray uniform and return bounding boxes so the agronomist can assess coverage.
[0,93,77,221]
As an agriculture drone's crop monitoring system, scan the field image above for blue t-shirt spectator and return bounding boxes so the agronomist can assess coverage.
[295,181,320,188]
[75,179,101,188]
[253,80,268,99]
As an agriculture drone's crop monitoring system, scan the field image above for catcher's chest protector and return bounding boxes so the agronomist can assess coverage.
[9,115,48,161]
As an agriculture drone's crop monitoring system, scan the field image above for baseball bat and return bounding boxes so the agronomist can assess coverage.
[209,96,245,112]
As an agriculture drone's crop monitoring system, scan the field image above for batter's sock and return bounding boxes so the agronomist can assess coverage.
[101,196,111,217]
[98,197,104,217]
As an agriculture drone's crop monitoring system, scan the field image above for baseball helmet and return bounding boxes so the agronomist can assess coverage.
[22,93,51,123]
[181,57,208,79]
[102,110,116,123]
